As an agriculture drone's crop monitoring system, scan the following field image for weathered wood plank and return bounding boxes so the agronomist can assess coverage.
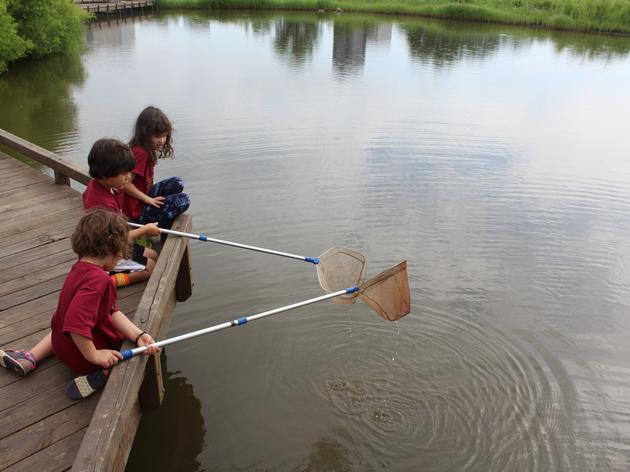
[0,213,81,258]
[3,429,86,472]
[0,248,75,289]
[0,395,99,470]
[0,184,79,215]
[0,275,66,311]
[0,166,44,184]
[0,193,82,225]
[0,371,78,439]
[0,172,52,193]
[0,155,25,170]
[0,190,75,218]
[0,215,78,245]
[0,238,73,271]
[0,129,90,186]
[0,362,78,420]
[0,292,60,329]
[0,180,57,201]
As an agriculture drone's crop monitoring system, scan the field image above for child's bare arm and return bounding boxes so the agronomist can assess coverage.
[70,332,122,369]
[123,181,165,208]
[128,224,160,241]
[111,311,160,355]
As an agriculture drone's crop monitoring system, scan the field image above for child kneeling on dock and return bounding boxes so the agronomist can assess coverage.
[0,210,159,399]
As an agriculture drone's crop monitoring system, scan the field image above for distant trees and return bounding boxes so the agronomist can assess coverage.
[0,0,87,74]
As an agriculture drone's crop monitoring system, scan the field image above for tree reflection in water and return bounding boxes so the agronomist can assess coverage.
[0,51,85,153]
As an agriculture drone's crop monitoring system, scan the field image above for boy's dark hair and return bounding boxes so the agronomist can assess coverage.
[129,106,174,164]
[87,138,136,179]
[71,209,131,259]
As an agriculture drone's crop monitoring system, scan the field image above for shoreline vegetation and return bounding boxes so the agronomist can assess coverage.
[157,0,630,36]
[0,0,628,75]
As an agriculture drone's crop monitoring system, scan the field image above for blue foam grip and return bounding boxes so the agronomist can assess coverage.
[305,257,320,264]
[199,234,208,241]
[121,349,134,360]
[237,317,248,325]
[345,286,359,294]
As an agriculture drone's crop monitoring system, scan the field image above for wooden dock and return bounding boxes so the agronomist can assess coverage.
[0,129,192,471]
[75,0,154,15]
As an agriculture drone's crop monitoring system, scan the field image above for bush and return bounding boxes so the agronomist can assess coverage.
[0,0,29,73]
[8,0,87,55]
[0,0,86,74]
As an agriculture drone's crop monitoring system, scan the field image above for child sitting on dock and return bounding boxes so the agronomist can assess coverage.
[0,210,159,399]
[53,210,160,399]
[122,106,190,230]
[83,138,160,287]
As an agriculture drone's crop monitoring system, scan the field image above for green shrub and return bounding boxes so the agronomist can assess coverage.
[0,0,30,73]
[7,0,87,56]
[0,0,86,74]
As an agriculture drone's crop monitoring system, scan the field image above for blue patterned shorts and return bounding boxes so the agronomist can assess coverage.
[137,176,190,229]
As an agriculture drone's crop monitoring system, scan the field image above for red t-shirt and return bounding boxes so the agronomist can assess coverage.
[51,261,124,374]
[121,146,154,220]
[82,179,123,214]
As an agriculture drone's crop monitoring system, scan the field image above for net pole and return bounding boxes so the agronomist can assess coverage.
[127,222,319,263]
[121,287,358,360]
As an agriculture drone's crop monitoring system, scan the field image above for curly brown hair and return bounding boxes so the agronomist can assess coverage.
[129,106,174,164]
[71,209,131,259]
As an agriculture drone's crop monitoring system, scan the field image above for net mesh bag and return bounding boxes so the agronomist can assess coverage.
[316,245,367,304]
[358,261,410,321]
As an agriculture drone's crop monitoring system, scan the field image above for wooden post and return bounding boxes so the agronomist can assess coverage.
[54,170,71,186]
[175,244,192,302]
[138,346,168,413]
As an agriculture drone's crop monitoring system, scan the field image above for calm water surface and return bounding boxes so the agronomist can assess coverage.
[2,11,630,471]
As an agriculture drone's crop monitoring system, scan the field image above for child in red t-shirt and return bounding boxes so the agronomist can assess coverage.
[122,106,190,229]
[0,210,160,399]
[83,138,160,287]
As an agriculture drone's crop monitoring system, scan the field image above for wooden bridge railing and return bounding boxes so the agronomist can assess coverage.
[0,128,90,186]
[0,127,193,471]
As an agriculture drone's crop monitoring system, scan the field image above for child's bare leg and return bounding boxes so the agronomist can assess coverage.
[30,331,53,363]
[144,247,158,263]
[126,254,155,284]
[127,270,149,284]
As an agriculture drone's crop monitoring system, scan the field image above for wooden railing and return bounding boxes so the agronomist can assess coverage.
[0,128,90,186]
[75,0,154,14]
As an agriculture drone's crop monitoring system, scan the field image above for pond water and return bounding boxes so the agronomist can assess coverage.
[2,10,630,471]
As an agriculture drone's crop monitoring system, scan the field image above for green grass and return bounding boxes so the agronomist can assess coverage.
[156,0,630,34]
